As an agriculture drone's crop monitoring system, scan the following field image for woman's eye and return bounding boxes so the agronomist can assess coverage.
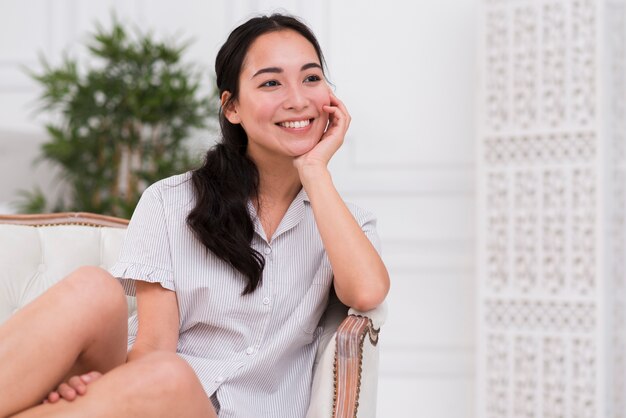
[304,75,322,83]
[260,80,280,88]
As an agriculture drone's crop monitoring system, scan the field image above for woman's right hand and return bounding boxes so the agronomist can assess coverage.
[44,371,102,403]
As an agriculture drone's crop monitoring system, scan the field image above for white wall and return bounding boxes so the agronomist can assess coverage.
[0,1,478,417]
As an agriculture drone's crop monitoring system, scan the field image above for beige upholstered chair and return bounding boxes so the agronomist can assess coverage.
[0,213,386,418]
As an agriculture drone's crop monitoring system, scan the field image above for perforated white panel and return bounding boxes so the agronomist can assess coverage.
[478,0,626,417]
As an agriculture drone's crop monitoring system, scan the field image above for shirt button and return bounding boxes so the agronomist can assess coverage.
[264,246,272,255]
[215,376,224,383]
[262,297,270,305]
[246,346,255,355]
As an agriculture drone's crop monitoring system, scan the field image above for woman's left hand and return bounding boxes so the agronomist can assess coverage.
[43,371,102,404]
[294,90,351,173]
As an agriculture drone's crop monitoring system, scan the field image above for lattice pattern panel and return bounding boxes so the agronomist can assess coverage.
[484,0,596,132]
[479,0,626,417]
[484,334,597,418]
[483,133,596,165]
[484,300,595,332]
[484,167,596,297]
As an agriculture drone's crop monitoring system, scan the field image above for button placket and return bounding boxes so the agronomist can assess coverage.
[251,240,276,358]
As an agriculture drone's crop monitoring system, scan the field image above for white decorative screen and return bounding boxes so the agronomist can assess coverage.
[478,0,626,417]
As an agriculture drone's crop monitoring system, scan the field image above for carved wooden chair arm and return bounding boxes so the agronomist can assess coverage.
[332,312,382,418]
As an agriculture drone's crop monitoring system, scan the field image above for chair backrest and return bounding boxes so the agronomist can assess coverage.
[0,213,131,323]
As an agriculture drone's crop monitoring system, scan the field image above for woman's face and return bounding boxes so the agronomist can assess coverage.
[224,30,330,162]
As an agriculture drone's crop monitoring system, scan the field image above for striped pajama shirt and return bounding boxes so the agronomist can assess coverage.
[109,172,380,418]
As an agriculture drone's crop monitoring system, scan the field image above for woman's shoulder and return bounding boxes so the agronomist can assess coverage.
[150,171,193,189]
[143,171,194,203]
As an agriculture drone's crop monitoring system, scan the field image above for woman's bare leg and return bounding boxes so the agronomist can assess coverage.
[0,267,128,417]
[11,352,217,418]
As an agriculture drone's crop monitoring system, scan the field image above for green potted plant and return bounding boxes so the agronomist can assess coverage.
[20,17,217,218]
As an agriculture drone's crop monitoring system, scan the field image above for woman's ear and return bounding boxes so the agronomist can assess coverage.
[221,91,241,124]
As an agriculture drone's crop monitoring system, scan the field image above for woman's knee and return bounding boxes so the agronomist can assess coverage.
[97,353,214,416]
[60,266,127,315]
[133,352,204,396]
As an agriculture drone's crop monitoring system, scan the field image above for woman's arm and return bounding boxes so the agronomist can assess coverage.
[295,92,390,311]
[127,281,179,362]
[301,169,389,311]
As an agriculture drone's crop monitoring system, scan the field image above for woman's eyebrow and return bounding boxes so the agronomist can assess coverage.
[252,67,282,78]
[301,62,322,71]
[251,62,322,78]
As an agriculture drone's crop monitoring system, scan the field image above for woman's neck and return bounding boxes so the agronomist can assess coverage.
[257,165,302,206]
[250,156,302,242]
[252,154,302,208]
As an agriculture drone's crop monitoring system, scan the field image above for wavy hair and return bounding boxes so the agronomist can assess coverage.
[187,14,327,294]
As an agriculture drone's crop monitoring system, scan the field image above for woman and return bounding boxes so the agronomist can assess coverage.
[0,14,389,418]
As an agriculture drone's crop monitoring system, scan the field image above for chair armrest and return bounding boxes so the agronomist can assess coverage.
[307,301,387,418]
[333,303,385,418]
[347,303,387,330]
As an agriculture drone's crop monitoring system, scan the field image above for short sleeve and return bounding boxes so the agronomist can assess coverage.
[347,203,382,255]
[109,183,175,295]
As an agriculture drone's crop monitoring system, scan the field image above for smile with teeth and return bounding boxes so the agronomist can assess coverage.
[277,119,312,129]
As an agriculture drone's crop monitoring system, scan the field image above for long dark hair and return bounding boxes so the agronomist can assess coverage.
[187,14,327,294]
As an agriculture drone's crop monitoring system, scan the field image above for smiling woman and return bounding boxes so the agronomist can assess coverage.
[225,30,330,161]
[0,13,389,418]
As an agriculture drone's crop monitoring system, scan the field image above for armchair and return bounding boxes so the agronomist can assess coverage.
[0,212,385,418]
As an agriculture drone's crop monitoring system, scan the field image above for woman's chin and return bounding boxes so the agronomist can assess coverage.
[289,144,318,158]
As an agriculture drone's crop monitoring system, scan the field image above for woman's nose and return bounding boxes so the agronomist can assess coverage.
[283,86,309,110]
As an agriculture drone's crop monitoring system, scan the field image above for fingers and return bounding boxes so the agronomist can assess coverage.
[43,385,74,404]
[81,371,102,383]
[58,382,78,401]
[322,104,350,135]
[328,91,351,118]
[324,92,351,130]
[70,375,88,395]
[43,371,103,404]
[46,390,60,403]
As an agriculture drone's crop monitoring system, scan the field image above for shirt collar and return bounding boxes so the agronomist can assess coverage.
[247,187,309,243]
[297,187,310,203]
